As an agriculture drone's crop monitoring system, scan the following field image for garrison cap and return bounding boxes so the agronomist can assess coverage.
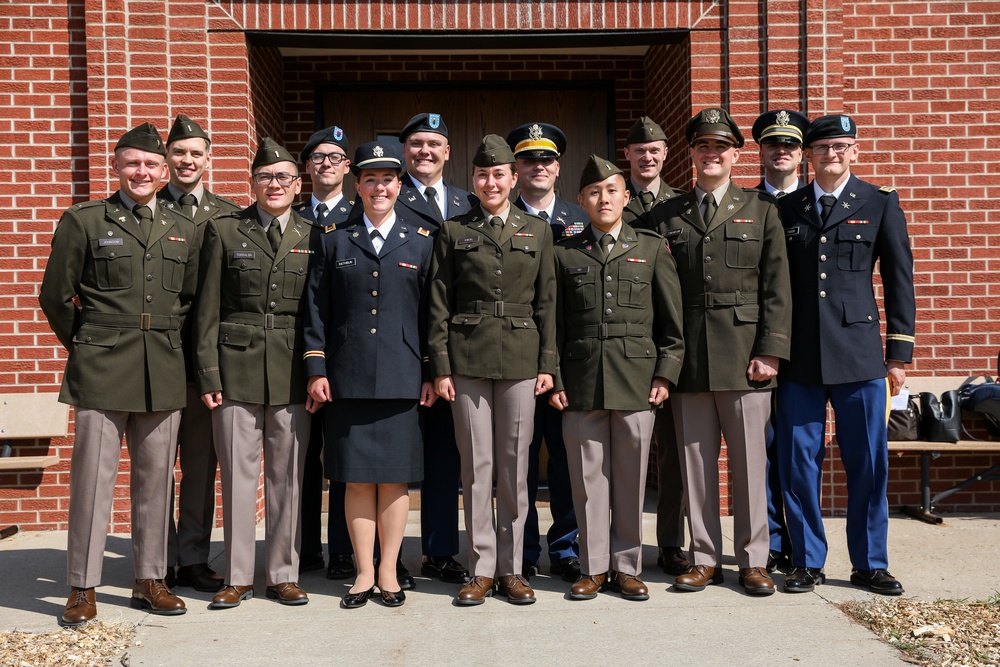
[803,114,857,146]
[115,122,166,156]
[626,116,668,145]
[350,141,403,175]
[252,137,297,170]
[300,125,348,162]
[399,113,448,142]
[166,114,210,146]
[505,122,567,159]
[579,154,624,191]
[472,134,516,167]
[752,109,809,145]
[686,108,744,148]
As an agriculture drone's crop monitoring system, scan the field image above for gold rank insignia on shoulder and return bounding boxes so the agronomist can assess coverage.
[417,227,430,237]
[324,224,336,233]
[626,257,647,263]
[879,186,896,193]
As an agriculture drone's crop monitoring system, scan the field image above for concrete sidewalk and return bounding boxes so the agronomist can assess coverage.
[2,503,998,666]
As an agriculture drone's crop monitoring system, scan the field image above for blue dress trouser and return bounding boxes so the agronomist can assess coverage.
[776,378,890,570]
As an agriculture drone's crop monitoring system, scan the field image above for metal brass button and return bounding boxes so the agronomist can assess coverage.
[241,262,247,268]
[820,236,827,243]
[820,273,827,280]
[856,234,862,240]
[605,308,613,315]
[605,276,612,282]
[705,236,711,242]
[108,252,115,258]
[705,275,712,282]
[273,267,279,273]
[373,271,379,277]
[145,295,153,302]
[271,284,278,290]
[495,270,501,276]
[269,301,277,309]
[370,328,376,334]
[494,288,501,294]
[820,291,827,298]
[371,290,378,297]
[606,292,613,298]
[146,253,153,260]
[146,274,153,281]
[704,256,711,263]
[85,336,92,342]
[741,233,748,239]
[495,252,502,259]
[371,309,377,315]
[868,315,873,321]
[820,254,827,261]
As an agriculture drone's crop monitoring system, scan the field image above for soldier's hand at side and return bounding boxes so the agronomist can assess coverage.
[649,378,670,406]
[435,376,456,402]
[307,375,332,404]
[420,381,438,407]
[550,391,568,411]
[747,355,779,382]
[887,361,906,396]
[535,373,554,396]
[201,391,223,410]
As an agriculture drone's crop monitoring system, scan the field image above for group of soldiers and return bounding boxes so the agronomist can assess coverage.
[39,102,915,625]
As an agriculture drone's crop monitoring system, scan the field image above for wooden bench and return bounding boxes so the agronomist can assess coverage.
[888,376,1000,524]
[0,394,69,471]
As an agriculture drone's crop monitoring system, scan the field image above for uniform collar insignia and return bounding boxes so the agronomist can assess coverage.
[842,201,851,209]
[727,204,735,210]
[408,195,417,202]
[804,204,812,212]
[849,192,857,198]
[118,216,126,222]
[556,216,565,224]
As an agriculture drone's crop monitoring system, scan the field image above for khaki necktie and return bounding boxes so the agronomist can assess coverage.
[133,204,153,242]
[490,216,503,233]
[267,221,282,253]
[702,193,717,225]
[639,191,655,212]
[178,193,197,215]
[600,233,615,257]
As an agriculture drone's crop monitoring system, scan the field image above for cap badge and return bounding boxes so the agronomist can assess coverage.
[528,124,543,141]
[333,126,344,141]
[776,110,790,126]
[373,145,384,157]
[274,150,279,157]
[841,116,852,132]
[706,109,721,124]
[429,114,441,129]
[185,123,192,132]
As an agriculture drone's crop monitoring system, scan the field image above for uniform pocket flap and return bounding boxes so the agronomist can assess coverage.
[843,299,878,324]
[618,262,653,284]
[725,222,763,241]
[665,227,688,246]
[219,322,253,347]
[160,239,189,264]
[90,240,132,260]
[454,236,484,250]
[72,325,120,347]
[511,237,540,253]
[563,338,592,360]
[623,337,657,358]
[228,251,260,270]
[734,303,760,323]
[510,318,537,330]
[450,314,483,326]
[837,223,877,243]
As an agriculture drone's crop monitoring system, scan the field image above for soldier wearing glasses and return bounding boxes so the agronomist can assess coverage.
[295,125,358,581]
[195,137,319,609]
[776,114,915,596]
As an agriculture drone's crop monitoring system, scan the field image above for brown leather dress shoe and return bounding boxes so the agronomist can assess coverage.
[61,587,96,626]
[610,572,649,601]
[739,567,776,596]
[456,576,494,606]
[208,585,254,609]
[131,579,186,615]
[568,573,608,600]
[674,565,724,592]
[176,563,225,592]
[266,582,309,606]
[498,574,536,605]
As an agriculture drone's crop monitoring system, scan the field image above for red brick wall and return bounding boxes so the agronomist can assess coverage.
[2,0,998,531]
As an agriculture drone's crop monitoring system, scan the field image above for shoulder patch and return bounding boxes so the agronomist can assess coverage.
[879,186,896,194]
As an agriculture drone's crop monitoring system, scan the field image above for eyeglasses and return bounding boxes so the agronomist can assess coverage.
[252,172,299,187]
[308,152,348,166]
[809,143,855,155]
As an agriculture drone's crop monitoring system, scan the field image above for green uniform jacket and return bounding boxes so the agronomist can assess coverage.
[39,192,199,412]
[645,183,792,392]
[427,205,557,381]
[552,223,685,411]
[194,205,320,406]
[622,177,678,226]
[158,185,241,381]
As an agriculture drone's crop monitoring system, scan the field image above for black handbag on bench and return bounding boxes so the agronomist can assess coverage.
[920,390,962,443]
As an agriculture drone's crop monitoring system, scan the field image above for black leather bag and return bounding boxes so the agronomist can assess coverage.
[919,390,962,443]
[887,396,921,441]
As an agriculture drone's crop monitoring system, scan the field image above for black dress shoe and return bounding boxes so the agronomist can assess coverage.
[766,550,792,575]
[657,547,691,576]
[783,567,826,593]
[421,556,469,584]
[299,552,325,574]
[341,586,374,609]
[175,563,225,592]
[379,587,406,607]
[397,559,415,591]
[550,556,582,583]
[326,554,356,580]
[850,569,904,596]
[522,562,539,579]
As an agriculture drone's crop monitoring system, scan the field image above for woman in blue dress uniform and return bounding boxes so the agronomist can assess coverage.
[303,141,437,608]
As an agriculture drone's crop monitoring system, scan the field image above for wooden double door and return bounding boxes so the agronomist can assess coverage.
[321,83,613,201]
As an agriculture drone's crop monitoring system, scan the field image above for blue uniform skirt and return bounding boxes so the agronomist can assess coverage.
[324,399,424,484]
